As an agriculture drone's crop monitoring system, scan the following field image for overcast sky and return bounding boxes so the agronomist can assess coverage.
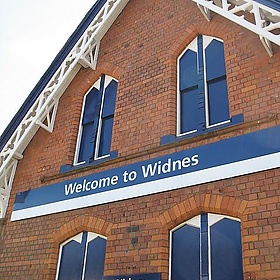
[0,0,96,136]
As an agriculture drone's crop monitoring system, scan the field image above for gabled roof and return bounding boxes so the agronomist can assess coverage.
[0,0,107,151]
[0,0,130,218]
[1,0,279,153]
[0,0,279,218]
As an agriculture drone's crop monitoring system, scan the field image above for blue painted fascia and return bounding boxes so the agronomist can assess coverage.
[0,0,107,151]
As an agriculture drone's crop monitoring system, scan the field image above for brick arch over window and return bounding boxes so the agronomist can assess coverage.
[51,216,113,248]
[78,60,125,90]
[167,22,235,62]
[158,193,249,230]
[96,61,125,79]
[46,216,113,280]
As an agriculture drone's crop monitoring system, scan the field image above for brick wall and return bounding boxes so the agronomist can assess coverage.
[0,0,279,279]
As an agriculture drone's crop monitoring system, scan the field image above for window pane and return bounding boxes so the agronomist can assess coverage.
[102,80,117,118]
[205,39,227,81]
[207,78,230,125]
[171,224,200,280]
[179,49,198,91]
[210,218,244,280]
[78,122,96,163]
[84,237,107,280]
[180,87,199,133]
[205,39,230,126]
[82,87,100,124]
[58,235,86,280]
[98,117,114,157]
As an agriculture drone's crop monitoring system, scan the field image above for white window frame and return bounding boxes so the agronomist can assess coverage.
[169,213,241,280]
[55,232,107,280]
[74,75,117,166]
[177,35,231,137]
[177,37,198,137]
[202,36,231,129]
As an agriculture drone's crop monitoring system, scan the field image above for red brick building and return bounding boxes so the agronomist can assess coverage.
[0,0,279,279]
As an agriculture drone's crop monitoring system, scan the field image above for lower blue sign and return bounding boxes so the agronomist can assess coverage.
[103,273,161,280]
[11,126,280,221]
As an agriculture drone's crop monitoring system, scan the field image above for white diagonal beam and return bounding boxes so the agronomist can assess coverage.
[36,97,59,133]
[79,40,101,70]
[0,160,18,218]
[0,0,130,218]
[193,0,280,55]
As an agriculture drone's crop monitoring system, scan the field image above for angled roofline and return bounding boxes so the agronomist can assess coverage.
[0,0,106,151]
[0,0,279,219]
[0,0,130,218]
[1,0,279,152]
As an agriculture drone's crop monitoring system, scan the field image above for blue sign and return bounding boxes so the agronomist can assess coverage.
[11,126,280,221]
[103,273,161,280]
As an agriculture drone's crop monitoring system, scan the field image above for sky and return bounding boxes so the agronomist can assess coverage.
[0,0,97,136]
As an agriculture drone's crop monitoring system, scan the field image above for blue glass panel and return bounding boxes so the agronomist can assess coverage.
[82,87,100,124]
[207,78,229,125]
[205,39,229,126]
[180,87,199,133]
[171,224,200,280]
[179,50,198,91]
[78,122,95,163]
[79,84,101,163]
[58,234,86,280]
[210,218,243,280]
[98,117,114,157]
[205,39,227,81]
[84,237,107,280]
[102,80,117,118]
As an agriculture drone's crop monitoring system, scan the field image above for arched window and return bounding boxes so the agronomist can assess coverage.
[56,232,107,280]
[178,35,231,136]
[75,74,118,165]
[170,213,244,280]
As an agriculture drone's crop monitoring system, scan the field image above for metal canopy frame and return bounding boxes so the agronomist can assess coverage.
[0,0,129,218]
[193,0,280,56]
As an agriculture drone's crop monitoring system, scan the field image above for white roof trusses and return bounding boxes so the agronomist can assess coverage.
[193,0,280,56]
[0,0,130,218]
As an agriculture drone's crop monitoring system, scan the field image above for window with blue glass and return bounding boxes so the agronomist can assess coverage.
[56,232,107,280]
[178,35,232,136]
[170,213,244,280]
[75,74,118,165]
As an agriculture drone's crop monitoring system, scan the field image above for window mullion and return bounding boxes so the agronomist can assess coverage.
[81,233,89,280]
[197,35,206,133]
[202,40,210,129]
[200,213,209,280]
[79,232,88,280]
[93,75,106,161]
